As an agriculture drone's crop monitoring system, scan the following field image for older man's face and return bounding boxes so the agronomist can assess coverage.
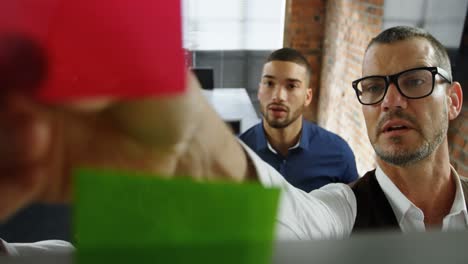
[361,38,454,167]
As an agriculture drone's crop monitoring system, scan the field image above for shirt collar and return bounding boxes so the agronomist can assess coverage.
[375,167,413,225]
[266,136,301,154]
[257,119,309,153]
[446,167,468,220]
[375,165,468,227]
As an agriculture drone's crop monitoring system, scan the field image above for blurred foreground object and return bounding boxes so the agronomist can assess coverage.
[74,169,279,264]
[0,0,185,101]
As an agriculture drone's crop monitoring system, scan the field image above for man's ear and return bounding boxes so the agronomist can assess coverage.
[304,87,313,106]
[447,81,463,120]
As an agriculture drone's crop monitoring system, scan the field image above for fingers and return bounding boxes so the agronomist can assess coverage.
[0,69,252,222]
[0,93,54,220]
[0,93,53,163]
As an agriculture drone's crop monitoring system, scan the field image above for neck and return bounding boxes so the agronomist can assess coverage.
[378,140,455,227]
[263,117,303,157]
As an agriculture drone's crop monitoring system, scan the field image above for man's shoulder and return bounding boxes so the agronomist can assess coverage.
[239,123,262,141]
[302,121,351,149]
[348,169,400,232]
[349,170,376,190]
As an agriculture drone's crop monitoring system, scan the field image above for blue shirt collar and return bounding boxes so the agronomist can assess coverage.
[255,118,311,152]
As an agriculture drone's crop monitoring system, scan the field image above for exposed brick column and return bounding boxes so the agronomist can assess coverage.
[448,106,468,177]
[283,0,326,122]
[318,0,384,175]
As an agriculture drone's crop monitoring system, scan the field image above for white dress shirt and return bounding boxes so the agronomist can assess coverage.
[240,141,356,240]
[241,141,468,239]
[375,166,468,232]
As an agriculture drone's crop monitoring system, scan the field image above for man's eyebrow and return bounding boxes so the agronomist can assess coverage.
[286,78,302,83]
[262,76,302,83]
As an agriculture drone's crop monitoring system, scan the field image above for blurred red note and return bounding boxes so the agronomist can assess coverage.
[0,0,185,102]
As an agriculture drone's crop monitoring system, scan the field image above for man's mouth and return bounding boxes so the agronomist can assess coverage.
[268,105,288,112]
[384,125,408,132]
[380,120,413,134]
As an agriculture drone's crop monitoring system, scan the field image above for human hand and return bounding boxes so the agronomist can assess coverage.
[0,71,251,221]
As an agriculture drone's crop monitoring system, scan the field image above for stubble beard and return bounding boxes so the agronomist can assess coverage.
[372,109,448,167]
[262,105,304,129]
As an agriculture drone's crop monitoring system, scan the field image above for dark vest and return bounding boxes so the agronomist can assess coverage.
[350,170,468,233]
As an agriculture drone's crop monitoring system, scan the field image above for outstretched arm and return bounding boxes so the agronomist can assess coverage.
[0,71,255,220]
[0,70,356,240]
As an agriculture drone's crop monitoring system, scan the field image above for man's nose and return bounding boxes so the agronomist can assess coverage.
[380,83,407,110]
[272,85,287,101]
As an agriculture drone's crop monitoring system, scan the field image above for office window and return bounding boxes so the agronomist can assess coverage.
[182,0,286,50]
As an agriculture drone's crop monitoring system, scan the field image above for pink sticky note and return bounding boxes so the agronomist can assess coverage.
[0,0,185,102]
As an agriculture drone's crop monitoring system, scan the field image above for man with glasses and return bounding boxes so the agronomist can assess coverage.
[350,26,466,232]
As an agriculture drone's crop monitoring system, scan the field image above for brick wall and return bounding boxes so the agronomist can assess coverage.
[284,0,383,175]
[448,106,468,177]
[317,0,383,175]
[283,0,326,122]
[448,15,468,177]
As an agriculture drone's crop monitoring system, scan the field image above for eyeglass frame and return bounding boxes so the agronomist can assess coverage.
[351,66,452,105]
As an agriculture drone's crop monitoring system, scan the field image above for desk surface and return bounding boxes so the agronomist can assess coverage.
[202,88,259,133]
[4,230,468,263]
[272,230,468,264]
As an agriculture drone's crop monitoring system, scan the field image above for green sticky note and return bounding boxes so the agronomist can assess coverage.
[74,168,280,264]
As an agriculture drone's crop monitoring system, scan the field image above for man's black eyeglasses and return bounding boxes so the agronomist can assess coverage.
[351,66,452,105]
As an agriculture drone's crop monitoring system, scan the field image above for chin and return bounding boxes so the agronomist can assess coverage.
[377,134,418,147]
[375,144,432,167]
[268,118,290,128]
[268,122,289,129]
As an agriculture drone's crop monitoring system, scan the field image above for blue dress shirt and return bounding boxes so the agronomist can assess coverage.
[239,120,358,192]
